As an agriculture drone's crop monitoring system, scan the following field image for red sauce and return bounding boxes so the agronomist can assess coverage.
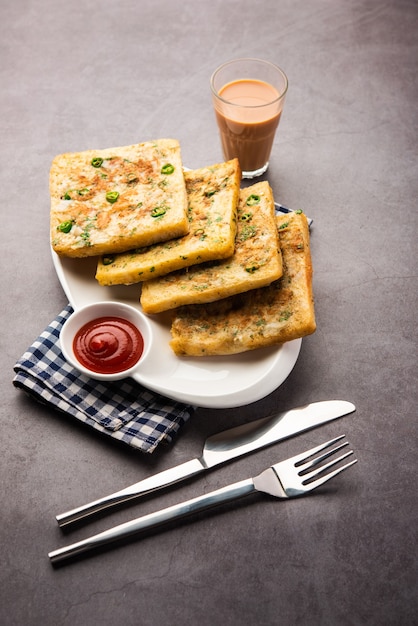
[73,316,144,374]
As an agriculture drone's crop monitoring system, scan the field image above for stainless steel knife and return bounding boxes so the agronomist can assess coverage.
[56,400,355,528]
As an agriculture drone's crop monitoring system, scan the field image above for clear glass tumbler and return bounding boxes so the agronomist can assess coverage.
[211,58,288,178]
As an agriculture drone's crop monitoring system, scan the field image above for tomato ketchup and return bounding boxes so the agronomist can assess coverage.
[73,316,144,374]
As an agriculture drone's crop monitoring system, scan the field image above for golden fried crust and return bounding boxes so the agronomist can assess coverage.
[50,139,188,258]
[140,181,282,313]
[95,159,241,285]
[169,211,316,356]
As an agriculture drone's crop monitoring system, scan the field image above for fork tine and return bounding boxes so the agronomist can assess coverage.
[302,457,358,491]
[302,450,355,483]
[298,441,349,474]
[292,435,346,467]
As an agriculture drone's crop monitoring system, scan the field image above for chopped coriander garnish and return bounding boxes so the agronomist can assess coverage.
[239,225,257,241]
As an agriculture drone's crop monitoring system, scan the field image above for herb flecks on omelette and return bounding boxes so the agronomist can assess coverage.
[95,159,241,286]
[140,181,282,314]
[50,139,188,258]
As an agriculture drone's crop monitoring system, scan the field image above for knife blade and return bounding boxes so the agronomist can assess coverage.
[56,400,355,528]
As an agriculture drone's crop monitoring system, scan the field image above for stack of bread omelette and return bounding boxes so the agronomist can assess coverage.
[50,139,316,356]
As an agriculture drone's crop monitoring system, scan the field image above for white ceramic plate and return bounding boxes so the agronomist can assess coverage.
[52,205,302,408]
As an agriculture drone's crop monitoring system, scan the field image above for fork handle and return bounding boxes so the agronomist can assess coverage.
[49,478,255,565]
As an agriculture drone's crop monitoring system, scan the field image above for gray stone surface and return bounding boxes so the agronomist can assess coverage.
[1,0,417,624]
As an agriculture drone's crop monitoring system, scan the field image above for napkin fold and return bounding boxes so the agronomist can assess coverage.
[12,305,195,453]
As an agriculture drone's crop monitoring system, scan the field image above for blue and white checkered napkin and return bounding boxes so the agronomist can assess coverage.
[12,305,195,453]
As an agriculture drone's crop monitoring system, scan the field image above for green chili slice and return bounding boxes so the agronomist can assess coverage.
[161,163,175,175]
[102,255,115,266]
[151,206,167,218]
[126,172,139,184]
[57,220,73,233]
[106,191,119,204]
[91,157,103,168]
[246,194,261,206]
[240,212,253,221]
[245,264,259,274]
[63,188,90,199]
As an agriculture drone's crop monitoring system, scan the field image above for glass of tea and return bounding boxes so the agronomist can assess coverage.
[210,58,288,178]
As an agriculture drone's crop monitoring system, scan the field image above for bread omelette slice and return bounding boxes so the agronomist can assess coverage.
[140,181,282,314]
[169,211,316,356]
[95,159,241,285]
[50,139,188,258]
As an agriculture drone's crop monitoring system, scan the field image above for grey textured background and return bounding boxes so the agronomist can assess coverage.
[1,1,417,624]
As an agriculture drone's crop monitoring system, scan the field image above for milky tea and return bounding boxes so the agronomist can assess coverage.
[211,59,288,178]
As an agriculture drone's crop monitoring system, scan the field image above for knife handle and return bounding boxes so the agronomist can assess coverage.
[49,478,255,565]
[56,458,204,528]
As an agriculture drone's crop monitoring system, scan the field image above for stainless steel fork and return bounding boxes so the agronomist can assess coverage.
[49,435,357,565]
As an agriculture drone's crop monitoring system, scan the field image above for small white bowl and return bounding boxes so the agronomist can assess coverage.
[60,301,153,381]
